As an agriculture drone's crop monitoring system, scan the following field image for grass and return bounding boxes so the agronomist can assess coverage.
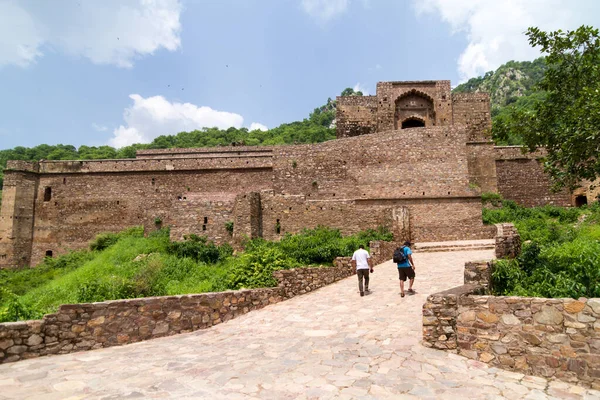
[0,225,392,322]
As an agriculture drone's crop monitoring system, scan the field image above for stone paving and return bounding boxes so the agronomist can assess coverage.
[1,249,599,400]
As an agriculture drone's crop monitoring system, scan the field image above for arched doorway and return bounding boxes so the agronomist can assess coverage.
[575,195,588,207]
[401,117,426,129]
[394,90,435,129]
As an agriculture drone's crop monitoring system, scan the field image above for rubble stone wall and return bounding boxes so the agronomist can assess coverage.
[0,257,355,365]
[423,256,600,389]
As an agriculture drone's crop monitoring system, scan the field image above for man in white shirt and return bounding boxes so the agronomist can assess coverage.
[351,244,374,296]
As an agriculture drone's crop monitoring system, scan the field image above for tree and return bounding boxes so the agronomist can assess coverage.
[497,25,600,189]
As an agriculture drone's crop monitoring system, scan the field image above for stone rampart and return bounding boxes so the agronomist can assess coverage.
[495,146,571,207]
[0,258,355,365]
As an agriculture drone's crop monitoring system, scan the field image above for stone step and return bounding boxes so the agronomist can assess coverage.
[414,244,495,253]
[413,239,495,253]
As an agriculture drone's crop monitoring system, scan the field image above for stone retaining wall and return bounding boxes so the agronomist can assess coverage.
[0,258,355,365]
[423,260,600,389]
[458,295,600,388]
[369,240,399,267]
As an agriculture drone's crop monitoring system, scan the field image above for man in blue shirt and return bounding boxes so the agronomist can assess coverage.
[396,241,415,297]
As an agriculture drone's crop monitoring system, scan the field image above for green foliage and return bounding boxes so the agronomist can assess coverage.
[89,226,145,251]
[226,246,297,289]
[0,288,34,322]
[493,26,600,189]
[225,221,234,235]
[166,234,231,264]
[488,200,600,298]
[0,225,392,321]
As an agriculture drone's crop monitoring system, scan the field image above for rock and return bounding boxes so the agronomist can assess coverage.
[564,301,586,314]
[534,306,563,325]
[480,352,495,363]
[477,311,499,323]
[491,343,508,354]
[7,345,28,355]
[577,313,596,323]
[87,316,105,327]
[0,339,14,350]
[520,332,542,345]
[546,334,568,344]
[26,334,43,346]
[587,299,600,314]
[501,314,520,325]
[458,311,476,323]
[564,320,586,329]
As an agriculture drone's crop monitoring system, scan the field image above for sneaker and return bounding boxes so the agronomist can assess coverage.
[365,288,370,293]
[400,292,405,298]
[360,292,365,297]
[407,288,415,294]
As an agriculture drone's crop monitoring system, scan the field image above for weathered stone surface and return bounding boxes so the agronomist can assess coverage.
[501,313,520,325]
[534,306,563,325]
[477,311,499,323]
[564,301,586,314]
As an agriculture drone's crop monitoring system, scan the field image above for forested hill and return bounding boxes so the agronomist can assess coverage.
[452,57,546,145]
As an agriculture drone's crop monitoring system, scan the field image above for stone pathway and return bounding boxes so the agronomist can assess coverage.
[1,249,599,399]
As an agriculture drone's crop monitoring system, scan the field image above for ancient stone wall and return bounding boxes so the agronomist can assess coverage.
[375,81,453,132]
[452,93,492,142]
[26,168,273,266]
[0,258,355,364]
[368,240,399,267]
[495,147,571,207]
[423,257,600,389]
[495,223,521,259]
[0,168,38,268]
[335,96,378,138]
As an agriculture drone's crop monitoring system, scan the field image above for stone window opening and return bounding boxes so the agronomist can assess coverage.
[151,178,155,185]
[202,225,206,231]
[575,195,588,207]
[204,217,208,224]
[45,250,53,258]
[43,187,52,202]
[177,196,182,200]
[276,219,281,234]
[63,178,66,184]
[117,201,120,205]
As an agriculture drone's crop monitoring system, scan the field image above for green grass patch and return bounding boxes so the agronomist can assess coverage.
[0,225,392,322]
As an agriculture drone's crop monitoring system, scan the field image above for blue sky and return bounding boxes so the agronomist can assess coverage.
[1,0,599,150]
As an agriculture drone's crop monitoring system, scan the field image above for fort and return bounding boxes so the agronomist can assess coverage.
[0,80,575,269]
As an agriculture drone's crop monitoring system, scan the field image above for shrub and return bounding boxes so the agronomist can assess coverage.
[226,246,298,289]
[166,234,224,264]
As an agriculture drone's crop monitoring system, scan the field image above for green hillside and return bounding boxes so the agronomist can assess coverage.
[453,57,547,145]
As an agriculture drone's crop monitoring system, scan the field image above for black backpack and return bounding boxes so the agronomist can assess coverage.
[393,246,407,263]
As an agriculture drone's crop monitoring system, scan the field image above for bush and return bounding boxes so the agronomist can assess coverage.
[166,234,231,264]
[89,226,144,251]
[226,246,299,289]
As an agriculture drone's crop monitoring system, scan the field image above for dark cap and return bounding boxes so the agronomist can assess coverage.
[403,241,411,247]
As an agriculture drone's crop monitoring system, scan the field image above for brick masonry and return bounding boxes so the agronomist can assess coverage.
[0,256,356,365]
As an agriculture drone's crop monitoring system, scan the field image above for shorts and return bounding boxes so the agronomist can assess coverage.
[398,267,415,281]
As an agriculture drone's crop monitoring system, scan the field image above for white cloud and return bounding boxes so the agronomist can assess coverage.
[249,122,269,132]
[0,0,182,68]
[109,94,245,148]
[301,0,349,22]
[414,0,600,81]
[92,123,108,132]
[353,83,369,95]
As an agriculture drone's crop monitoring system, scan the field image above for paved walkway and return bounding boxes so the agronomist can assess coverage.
[1,249,599,400]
